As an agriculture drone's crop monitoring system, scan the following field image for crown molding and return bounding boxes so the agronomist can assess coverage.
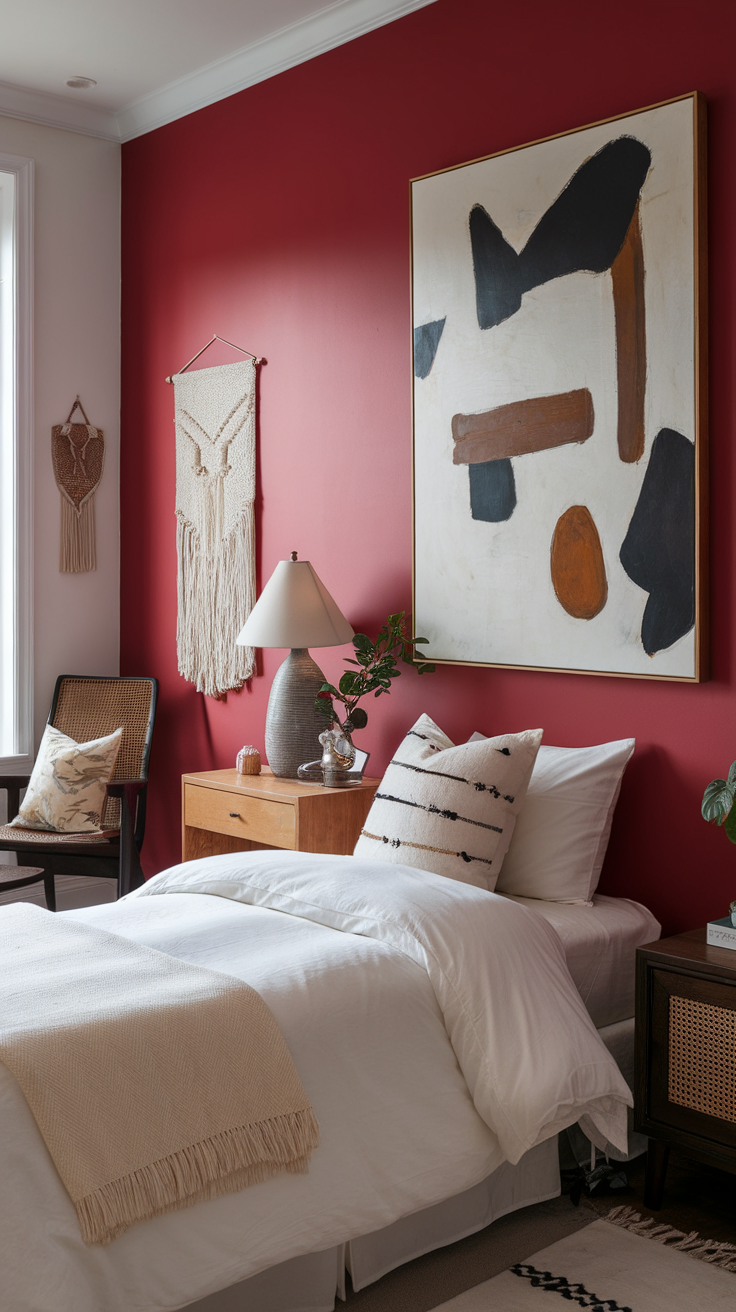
[0,0,436,145]
[0,81,119,141]
[116,0,436,141]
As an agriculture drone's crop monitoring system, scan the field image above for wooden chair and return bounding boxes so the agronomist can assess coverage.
[0,675,158,909]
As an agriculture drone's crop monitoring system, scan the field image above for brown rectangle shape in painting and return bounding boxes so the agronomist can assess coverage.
[612,200,646,464]
[452,388,594,464]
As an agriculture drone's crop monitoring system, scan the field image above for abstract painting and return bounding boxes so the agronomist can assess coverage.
[411,94,707,680]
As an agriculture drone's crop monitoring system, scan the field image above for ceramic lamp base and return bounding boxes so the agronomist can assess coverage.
[265,648,328,779]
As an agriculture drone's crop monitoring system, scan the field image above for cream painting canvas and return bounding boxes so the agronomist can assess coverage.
[412,94,706,680]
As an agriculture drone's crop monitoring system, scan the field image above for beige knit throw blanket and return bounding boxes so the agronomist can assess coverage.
[174,359,257,697]
[0,904,319,1246]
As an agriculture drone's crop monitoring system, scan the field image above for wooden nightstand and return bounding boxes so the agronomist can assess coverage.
[182,768,379,862]
[635,929,736,1208]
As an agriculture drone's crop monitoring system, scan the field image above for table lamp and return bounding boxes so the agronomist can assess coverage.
[236,552,354,778]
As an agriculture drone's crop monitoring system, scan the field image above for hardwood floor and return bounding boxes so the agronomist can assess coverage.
[0,873,116,910]
[586,1147,736,1244]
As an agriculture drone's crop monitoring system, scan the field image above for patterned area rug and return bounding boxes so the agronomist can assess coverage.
[430,1211,736,1310]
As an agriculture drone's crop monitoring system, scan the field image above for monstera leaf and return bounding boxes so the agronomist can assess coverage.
[702,760,736,844]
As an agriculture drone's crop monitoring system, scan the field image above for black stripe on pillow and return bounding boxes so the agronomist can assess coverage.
[375,792,503,834]
[390,758,515,803]
[406,730,443,748]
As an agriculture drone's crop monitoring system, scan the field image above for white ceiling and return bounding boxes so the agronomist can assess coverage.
[0,0,435,142]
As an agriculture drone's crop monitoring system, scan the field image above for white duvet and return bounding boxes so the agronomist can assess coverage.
[1,850,631,1312]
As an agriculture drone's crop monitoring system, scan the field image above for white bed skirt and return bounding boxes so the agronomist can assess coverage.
[347,1137,560,1292]
[184,1017,638,1312]
[186,1137,559,1312]
[185,1244,347,1312]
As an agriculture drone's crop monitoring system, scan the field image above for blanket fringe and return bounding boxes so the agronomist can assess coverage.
[77,1105,320,1246]
[606,1205,736,1271]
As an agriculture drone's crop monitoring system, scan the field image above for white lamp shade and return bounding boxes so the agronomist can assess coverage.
[236,557,354,649]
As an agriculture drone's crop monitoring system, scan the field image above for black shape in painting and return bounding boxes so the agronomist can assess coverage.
[470,136,652,329]
[414,318,447,378]
[469,459,517,522]
[469,209,521,330]
[619,428,695,656]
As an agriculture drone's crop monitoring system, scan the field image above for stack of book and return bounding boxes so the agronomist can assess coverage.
[706,917,736,950]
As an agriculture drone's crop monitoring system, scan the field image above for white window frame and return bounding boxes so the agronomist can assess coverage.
[0,153,33,773]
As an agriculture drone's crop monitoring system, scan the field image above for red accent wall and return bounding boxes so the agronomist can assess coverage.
[121,0,736,934]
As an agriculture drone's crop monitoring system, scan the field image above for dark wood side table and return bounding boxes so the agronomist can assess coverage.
[0,865,53,910]
[635,928,736,1208]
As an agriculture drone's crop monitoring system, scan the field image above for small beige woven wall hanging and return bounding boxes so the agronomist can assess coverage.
[52,396,104,573]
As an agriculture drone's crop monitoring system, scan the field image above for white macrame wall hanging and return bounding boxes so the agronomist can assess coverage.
[52,396,104,573]
[173,353,258,698]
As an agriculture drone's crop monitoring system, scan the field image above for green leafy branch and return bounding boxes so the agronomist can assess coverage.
[701,760,736,845]
[315,611,435,732]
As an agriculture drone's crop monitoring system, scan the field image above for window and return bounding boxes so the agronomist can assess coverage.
[0,154,33,771]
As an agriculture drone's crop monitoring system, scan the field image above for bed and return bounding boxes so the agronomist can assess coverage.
[1,848,659,1312]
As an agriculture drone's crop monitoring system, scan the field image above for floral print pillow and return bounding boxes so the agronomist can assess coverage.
[8,724,123,833]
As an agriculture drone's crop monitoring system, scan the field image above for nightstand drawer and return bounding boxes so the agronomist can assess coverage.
[183,783,296,848]
[181,769,379,863]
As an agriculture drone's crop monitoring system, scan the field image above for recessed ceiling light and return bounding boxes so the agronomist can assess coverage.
[66,76,97,90]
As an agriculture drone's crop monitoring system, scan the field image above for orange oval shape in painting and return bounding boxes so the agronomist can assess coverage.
[550,506,608,620]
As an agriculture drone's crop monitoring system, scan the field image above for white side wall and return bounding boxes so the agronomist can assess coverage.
[0,117,120,745]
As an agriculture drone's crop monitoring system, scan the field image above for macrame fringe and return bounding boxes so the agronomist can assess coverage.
[60,496,96,573]
[77,1104,320,1246]
[176,502,256,698]
[606,1205,736,1271]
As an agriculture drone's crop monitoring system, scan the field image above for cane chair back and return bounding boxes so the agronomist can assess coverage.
[49,676,157,832]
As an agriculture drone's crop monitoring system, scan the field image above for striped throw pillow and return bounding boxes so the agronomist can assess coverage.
[354,714,542,890]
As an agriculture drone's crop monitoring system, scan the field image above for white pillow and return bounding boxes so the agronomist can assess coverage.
[488,737,635,904]
[354,713,542,889]
[9,723,123,834]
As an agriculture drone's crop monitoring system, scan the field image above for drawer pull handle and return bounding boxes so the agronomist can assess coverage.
[229,811,240,818]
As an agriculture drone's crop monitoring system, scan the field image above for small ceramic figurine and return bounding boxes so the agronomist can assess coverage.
[236,746,261,775]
